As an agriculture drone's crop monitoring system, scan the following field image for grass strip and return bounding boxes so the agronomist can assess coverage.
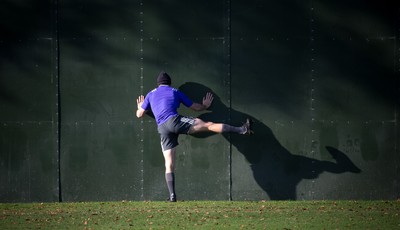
[0,200,399,229]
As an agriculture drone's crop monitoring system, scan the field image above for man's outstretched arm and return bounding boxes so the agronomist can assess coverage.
[136,95,146,118]
[190,92,214,111]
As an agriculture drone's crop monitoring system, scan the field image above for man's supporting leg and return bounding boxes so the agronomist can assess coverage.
[163,147,177,202]
[165,173,175,201]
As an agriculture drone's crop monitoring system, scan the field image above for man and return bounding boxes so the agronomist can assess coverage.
[136,72,252,202]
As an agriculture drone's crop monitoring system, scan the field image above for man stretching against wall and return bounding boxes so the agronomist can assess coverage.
[136,72,253,202]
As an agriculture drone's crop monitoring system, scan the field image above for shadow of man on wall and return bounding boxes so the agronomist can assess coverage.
[179,82,361,200]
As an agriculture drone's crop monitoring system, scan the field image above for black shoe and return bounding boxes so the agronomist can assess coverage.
[167,193,176,202]
[241,118,254,135]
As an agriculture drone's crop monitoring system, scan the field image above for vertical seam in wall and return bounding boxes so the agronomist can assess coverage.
[55,0,62,202]
[226,0,232,201]
[139,0,145,201]
[396,9,400,198]
[309,0,316,199]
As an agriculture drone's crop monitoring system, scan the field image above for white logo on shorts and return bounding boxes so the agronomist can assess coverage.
[180,117,194,125]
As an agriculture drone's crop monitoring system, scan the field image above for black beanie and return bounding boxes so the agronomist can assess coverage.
[157,72,171,85]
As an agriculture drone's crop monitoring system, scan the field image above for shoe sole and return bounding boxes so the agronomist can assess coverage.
[243,118,254,135]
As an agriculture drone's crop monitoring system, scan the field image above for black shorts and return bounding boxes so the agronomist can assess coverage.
[157,115,195,151]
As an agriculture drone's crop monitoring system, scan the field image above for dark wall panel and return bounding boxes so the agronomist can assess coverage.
[0,123,58,202]
[230,0,399,200]
[61,122,142,201]
[231,0,312,200]
[59,0,142,201]
[310,0,399,200]
[0,0,58,202]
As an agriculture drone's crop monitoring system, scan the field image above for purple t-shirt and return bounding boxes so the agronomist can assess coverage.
[141,85,193,125]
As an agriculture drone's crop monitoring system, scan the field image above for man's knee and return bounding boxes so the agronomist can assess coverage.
[165,165,174,173]
[197,120,213,129]
[164,158,174,171]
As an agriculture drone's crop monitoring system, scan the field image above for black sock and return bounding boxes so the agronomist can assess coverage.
[165,173,175,196]
[222,124,244,133]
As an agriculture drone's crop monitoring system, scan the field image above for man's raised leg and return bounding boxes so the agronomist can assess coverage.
[188,118,252,135]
